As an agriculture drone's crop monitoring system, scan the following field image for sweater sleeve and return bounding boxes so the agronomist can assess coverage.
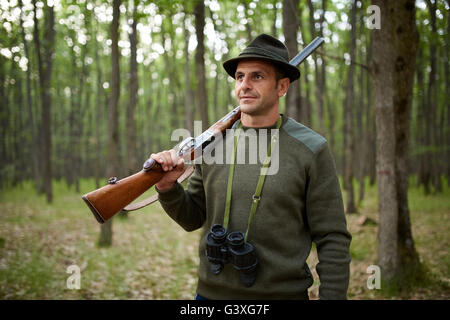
[305,142,352,300]
[156,164,207,232]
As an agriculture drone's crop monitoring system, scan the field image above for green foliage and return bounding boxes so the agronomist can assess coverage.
[0,0,447,189]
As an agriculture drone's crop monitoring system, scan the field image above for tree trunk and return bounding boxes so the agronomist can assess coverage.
[393,0,422,277]
[94,17,103,189]
[99,0,122,247]
[33,0,55,203]
[242,0,253,40]
[446,3,450,184]
[19,0,41,191]
[357,6,367,204]
[297,5,312,127]
[366,36,376,186]
[67,41,77,188]
[425,0,441,193]
[183,6,194,135]
[194,0,209,131]
[371,0,399,281]
[344,0,357,214]
[371,0,421,283]
[161,18,181,131]
[306,0,324,134]
[319,0,329,138]
[271,0,278,37]
[282,0,300,121]
[126,1,138,175]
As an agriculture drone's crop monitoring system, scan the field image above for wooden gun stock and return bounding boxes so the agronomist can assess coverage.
[82,160,165,223]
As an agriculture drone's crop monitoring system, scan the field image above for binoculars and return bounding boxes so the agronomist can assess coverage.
[205,224,258,287]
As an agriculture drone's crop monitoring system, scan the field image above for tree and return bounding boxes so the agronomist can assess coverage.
[282,0,300,121]
[194,0,209,130]
[32,0,55,203]
[19,0,41,192]
[126,0,139,175]
[371,0,422,284]
[183,2,194,135]
[99,0,122,247]
[306,0,325,133]
[343,0,357,214]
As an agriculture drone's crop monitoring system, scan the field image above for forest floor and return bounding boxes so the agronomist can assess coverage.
[0,178,448,300]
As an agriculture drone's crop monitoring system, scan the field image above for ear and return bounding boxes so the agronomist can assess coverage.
[277,78,290,97]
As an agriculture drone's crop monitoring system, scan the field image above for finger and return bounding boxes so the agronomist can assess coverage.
[149,153,164,163]
[164,151,179,171]
[175,158,185,171]
[169,149,179,169]
[150,151,171,171]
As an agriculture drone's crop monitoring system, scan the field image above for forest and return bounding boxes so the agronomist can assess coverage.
[0,0,448,300]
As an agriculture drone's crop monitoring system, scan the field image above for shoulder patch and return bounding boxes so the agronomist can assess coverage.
[282,117,327,153]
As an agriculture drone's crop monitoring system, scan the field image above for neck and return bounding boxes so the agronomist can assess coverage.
[240,106,280,128]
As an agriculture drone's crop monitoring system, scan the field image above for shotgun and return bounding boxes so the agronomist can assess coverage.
[82,37,324,224]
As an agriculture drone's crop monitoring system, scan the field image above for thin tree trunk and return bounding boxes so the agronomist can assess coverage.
[393,0,421,276]
[319,0,329,137]
[271,0,278,37]
[344,0,357,214]
[297,6,312,127]
[183,6,194,135]
[19,0,41,191]
[33,0,55,203]
[283,0,300,121]
[164,18,183,131]
[126,1,138,175]
[366,36,376,186]
[357,10,366,204]
[99,0,122,247]
[416,46,425,188]
[425,0,442,193]
[446,4,450,184]
[306,0,324,133]
[194,0,209,130]
[67,42,77,188]
[94,18,103,189]
[242,0,253,40]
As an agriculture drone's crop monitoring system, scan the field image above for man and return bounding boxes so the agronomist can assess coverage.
[150,34,351,300]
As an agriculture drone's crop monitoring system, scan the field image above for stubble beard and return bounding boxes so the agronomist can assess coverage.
[238,95,277,117]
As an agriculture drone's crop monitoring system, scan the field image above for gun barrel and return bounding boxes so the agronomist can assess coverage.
[289,37,324,67]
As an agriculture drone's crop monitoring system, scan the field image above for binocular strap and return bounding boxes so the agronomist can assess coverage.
[223,115,282,242]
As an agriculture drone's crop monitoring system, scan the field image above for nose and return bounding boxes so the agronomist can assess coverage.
[239,75,252,91]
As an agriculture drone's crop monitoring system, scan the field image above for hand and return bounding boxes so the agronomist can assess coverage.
[149,149,186,192]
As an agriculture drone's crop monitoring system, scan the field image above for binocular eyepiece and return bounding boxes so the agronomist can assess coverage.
[205,224,258,287]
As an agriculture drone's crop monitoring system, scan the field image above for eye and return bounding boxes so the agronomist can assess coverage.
[255,74,264,80]
[236,74,244,80]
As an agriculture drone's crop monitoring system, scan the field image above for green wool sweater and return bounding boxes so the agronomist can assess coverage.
[157,114,352,300]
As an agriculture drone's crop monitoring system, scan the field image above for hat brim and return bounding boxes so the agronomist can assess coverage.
[223,55,300,83]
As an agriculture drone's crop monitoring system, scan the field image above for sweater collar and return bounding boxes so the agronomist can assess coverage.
[232,114,287,130]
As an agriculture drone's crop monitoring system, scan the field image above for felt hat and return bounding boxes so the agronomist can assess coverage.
[223,33,300,83]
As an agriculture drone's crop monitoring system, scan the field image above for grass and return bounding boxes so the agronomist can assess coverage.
[0,178,449,300]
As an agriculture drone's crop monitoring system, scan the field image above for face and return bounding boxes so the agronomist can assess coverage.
[234,60,289,117]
